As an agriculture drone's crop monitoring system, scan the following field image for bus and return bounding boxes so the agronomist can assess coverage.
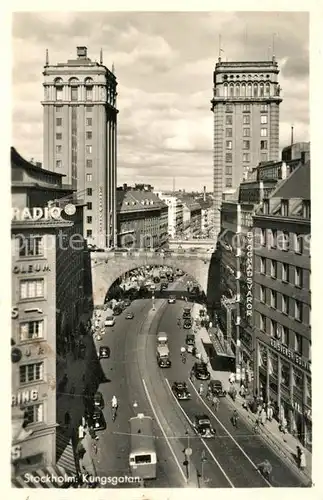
[129,413,157,479]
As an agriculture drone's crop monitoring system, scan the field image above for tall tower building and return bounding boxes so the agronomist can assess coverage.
[42,46,118,248]
[211,56,282,235]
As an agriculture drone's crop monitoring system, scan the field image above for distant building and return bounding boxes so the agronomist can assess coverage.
[42,46,118,248]
[253,159,311,449]
[198,200,214,237]
[155,193,183,238]
[211,57,283,235]
[117,189,168,249]
[217,144,310,385]
[11,148,88,478]
[178,196,202,238]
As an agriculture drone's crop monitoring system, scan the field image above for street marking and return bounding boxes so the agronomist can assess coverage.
[188,379,272,488]
[165,378,234,488]
[142,378,187,484]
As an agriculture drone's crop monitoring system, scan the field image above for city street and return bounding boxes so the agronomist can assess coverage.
[88,274,305,488]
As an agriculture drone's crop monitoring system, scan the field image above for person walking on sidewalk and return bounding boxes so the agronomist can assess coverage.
[299,448,306,470]
[212,395,220,412]
[260,407,267,426]
[266,402,273,422]
[199,383,204,396]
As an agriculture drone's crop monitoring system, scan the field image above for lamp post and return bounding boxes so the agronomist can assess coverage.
[184,430,192,482]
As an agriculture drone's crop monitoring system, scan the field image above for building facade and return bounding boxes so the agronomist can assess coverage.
[117,188,168,249]
[198,200,213,237]
[179,196,202,238]
[253,160,311,449]
[11,149,86,477]
[218,144,310,384]
[211,56,283,235]
[155,193,183,238]
[42,46,118,248]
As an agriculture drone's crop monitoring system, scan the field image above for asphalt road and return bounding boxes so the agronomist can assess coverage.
[157,291,306,488]
[89,274,304,488]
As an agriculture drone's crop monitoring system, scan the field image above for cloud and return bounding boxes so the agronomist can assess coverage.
[12,11,309,191]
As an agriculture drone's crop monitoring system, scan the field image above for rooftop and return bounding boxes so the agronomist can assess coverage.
[117,189,167,213]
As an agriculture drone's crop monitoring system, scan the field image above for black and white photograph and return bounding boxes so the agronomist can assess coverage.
[9,8,316,492]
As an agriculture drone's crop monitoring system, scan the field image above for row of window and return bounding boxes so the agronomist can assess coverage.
[226,133,267,152]
[259,316,304,354]
[260,230,308,254]
[56,159,93,169]
[223,82,272,98]
[259,257,306,287]
[56,117,93,130]
[225,114,268,126]
[56,144,93,154]
[225,103,268,113]
[259,286,307,322]
[56,86,93,102]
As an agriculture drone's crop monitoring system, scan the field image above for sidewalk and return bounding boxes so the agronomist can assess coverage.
[191,304,312,485]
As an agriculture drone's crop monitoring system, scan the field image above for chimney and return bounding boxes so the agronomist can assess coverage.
[203,186,206,202]
[77,46,87,59]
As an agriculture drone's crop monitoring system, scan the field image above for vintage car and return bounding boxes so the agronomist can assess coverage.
[89,409,106,431]
[192,361,211,380]
[93,391,105,409]
[98,346,110,359]
[182,307,191,320]
[168,295,176,304]
[125,312,134,319]
[172,382,191,400]
[157,346,171,367]
[183,318,193,329]
[208,380,227,397]
[192,414,216,438]
[185,333,195,347]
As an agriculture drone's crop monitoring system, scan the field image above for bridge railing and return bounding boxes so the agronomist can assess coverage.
[90,250,213,261]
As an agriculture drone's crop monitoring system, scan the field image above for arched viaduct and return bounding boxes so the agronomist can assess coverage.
[90,251,216,306]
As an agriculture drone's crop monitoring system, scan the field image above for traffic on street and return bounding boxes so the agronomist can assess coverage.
[83,266,307,488]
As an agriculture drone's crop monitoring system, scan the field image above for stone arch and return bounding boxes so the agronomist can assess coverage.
[91,254,211,306]
[235,83,240,97]
[54,77,63,85]
[69,77,79,85]
[223,83,228,97]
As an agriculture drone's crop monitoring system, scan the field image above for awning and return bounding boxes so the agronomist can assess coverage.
[12,465,76,488]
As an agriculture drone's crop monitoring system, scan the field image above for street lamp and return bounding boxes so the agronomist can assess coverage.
[184,429,192,482]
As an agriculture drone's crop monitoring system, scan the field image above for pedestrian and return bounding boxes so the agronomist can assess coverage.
[239,384,245,398]
[260,408,267,425]
[296,445,302,467]
[212,396,219,411]
[267,403,273,422]
[279,417,287,434]
[299,449,306,470]
[229,372,235,384]
[199,383,204,396]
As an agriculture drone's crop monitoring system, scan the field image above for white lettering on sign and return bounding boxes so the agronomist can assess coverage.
[99,186,104,232]
[12,206,62,222]
[270,339,311,372]
[12,306,19,319]
[12,389,38,407]
[245,231,253,317]
[13,263,50,274]
[11,445,22,461]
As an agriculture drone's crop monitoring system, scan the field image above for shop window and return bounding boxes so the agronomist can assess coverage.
[293,367,304,393]
[19,321,44,341]
[281,362,291,389]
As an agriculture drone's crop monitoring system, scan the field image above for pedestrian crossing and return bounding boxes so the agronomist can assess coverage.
[56,430,77,475]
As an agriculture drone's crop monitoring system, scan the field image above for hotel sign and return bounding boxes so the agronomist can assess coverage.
[270,339,311,372]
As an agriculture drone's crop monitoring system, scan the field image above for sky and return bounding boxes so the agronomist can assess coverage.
[12,11,309,191]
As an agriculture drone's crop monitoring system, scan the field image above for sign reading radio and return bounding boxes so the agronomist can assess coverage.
[270,338,311,372]
[245,231,253,317]
[12,206,62,221]
[99,186,104,232]
[13,263,50,274]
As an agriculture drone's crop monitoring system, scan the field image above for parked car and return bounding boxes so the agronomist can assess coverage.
[192,414,216,438]
[172,382,191,400]
[183,318,192,329]
[185,333,195,347]
[89,409,106,431]
[98,346,110,359]
[93,391,104,409]
[168,295,176,304]
[208,380,227,397]
[192,361,211,380]
[113,306,123,316]
[125,312,134,319]
[123,299,131,307]
[104,316,115,327]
